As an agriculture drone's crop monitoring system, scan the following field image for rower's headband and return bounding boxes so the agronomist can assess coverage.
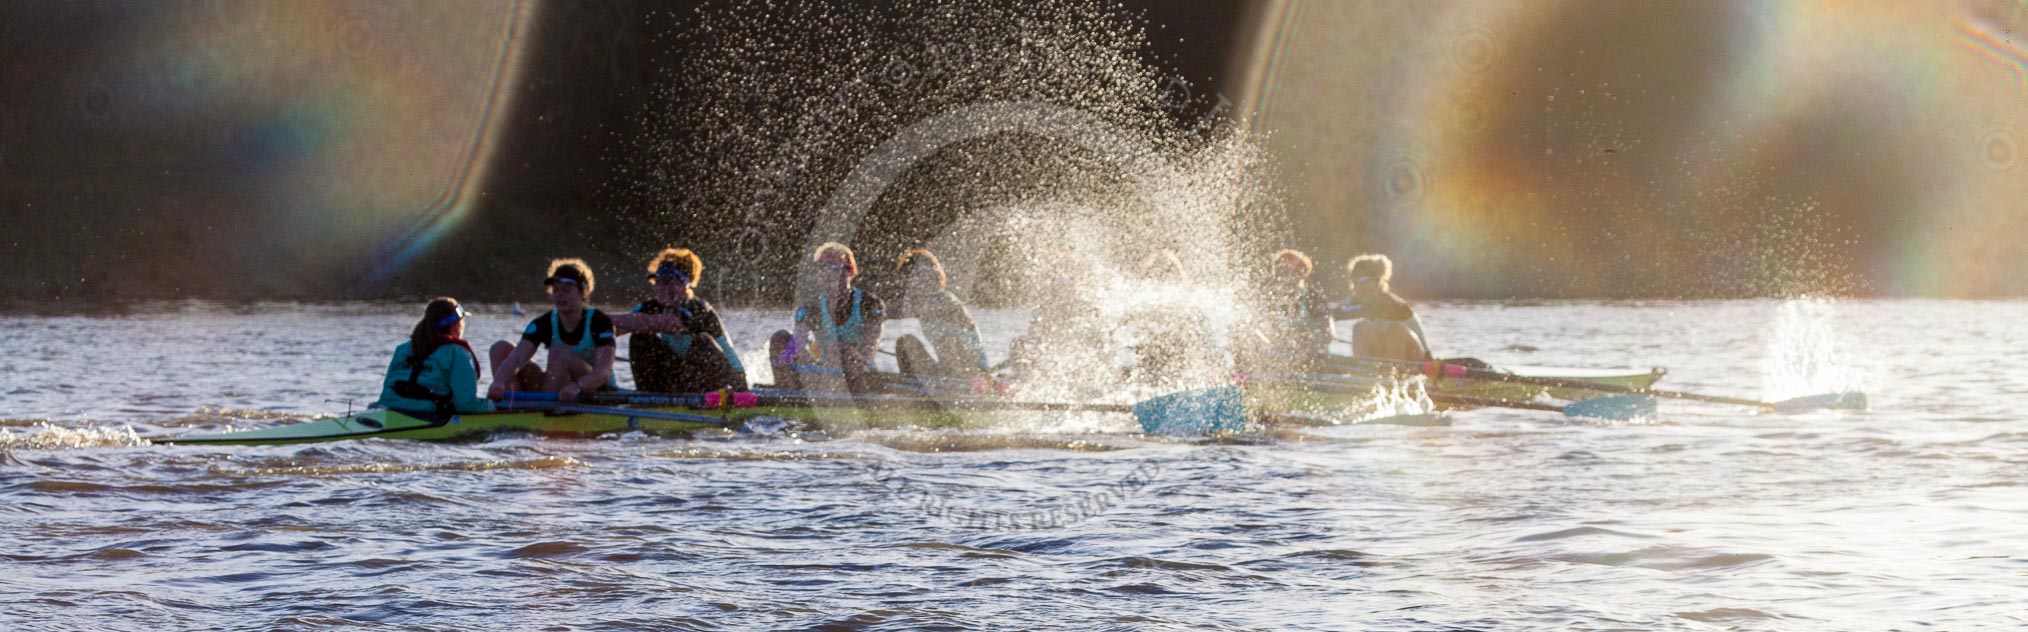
[433,306,467,330]
[650,262,692,285]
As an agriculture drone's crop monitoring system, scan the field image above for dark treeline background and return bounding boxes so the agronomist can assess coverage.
[0,0,1259,307]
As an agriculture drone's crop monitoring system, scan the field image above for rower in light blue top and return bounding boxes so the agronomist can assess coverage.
[892,248,991,382]
[375,297,494,416]
[769,242,887,393]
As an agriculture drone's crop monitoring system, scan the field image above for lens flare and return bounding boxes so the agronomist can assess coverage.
[1234,0,2028,297]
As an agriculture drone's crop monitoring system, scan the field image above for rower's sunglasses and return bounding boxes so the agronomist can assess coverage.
[819,262,849,272]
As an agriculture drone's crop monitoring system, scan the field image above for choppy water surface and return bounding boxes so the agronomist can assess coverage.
[3,300,2024,630]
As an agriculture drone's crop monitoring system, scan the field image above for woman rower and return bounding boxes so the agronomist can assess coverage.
[1004,252,1115,386]
[891,248,990,383]
[609,248,750,393]
[374,297,493,416]
[1339,253,1432,362]
[769,242,886,393]
[1234,249,1333,374]
[487,259,619,404]
[1127,249,1209,384]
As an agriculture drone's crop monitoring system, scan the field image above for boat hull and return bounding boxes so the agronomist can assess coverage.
[1247,363,1665,416]
[153,401,1030,446]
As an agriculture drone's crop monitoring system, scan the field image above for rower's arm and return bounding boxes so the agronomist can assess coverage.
[860,316,885,359]
[712,334,751,390]
[610,312,683,335]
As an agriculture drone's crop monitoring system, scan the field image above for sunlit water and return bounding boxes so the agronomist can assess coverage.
[2,300,2024,630]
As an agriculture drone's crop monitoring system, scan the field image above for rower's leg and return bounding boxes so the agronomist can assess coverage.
[768,330,801,390]
[489,341,516,376]
[1353,320,1428,363]
[1350,319,1387,360]
[895,335,934,378]
[491,341,549,392]
[544,346,593,391]
[516,364,547,392]
[629,333,677,392]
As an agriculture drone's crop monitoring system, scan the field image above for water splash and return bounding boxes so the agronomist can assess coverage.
[1351,375,1436,421]
[1760,297,1865,401]
[628,0,1290,405]
[0,422,148,450]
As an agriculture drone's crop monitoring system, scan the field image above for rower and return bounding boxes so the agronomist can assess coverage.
[1338,253,1432,362]
[487,259,619,404]
[1004,252,1114,385]
[1234,249,1333,373]
[769,242,886,393]
[1129,249,1208,384]
[609,248,750,394]
[375,297,494,417]
[891,248,990,382]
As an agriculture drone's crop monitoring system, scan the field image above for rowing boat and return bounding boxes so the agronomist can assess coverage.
[1243,360,1664,420]
[151,396,1091,446]
[1308,360,1660,403]
[157,360,1664,445]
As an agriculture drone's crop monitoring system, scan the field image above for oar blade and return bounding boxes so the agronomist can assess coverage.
[1135,386,1246,436]
[1771,391,1868,414]
[1562,394,1657,420]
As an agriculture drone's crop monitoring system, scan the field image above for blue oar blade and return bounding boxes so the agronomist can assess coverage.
[1135,386,1246,436]
[1562,394,1657,420]
[1771,391,1868,414]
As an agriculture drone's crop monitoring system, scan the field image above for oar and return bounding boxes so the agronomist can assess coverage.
[500,389,757,409]
[494,397,738,425]
[1131,385,1246,436]
[776,363,1246,436]
[549,404,736,425]
[1326,353,1865,414]
[745,387,1139,415]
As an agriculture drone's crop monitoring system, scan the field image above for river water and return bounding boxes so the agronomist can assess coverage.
[2,299,2022,630]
